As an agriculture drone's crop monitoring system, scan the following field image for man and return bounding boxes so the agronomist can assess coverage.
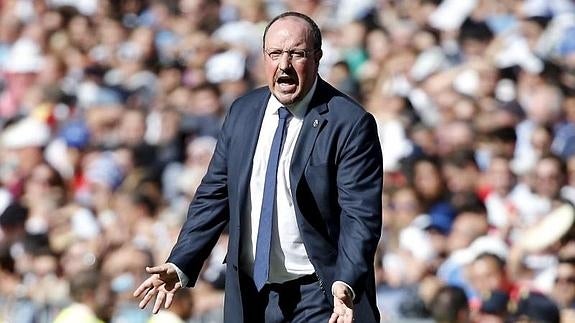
[134,11,383,323]
[474,290,509,323]
[147,289,194,323]
[552,257,575,311]
[54,270,115,323]
[430,285,470,323]
[468,253,513,299]
[508,291,560,323]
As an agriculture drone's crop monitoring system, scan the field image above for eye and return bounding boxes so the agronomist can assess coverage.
[268,50,282,60]
[291,50,306,59]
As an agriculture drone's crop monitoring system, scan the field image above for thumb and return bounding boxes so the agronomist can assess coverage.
[333,283,353,308]
[146,264,170,274]
[333,283,351,299]
[334,289,347,299]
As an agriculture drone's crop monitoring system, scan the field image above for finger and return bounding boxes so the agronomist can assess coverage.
[336,296,353,309]
[164,291,174,309]
[146,265,169,274]
[153,290,166,314]
[133,281,151,297]
[333,297,345,315]
[138,287,156,309]
[164,283,181,309]
[329,312,339,323]
[344,308,353,323]
[334,293,352,307]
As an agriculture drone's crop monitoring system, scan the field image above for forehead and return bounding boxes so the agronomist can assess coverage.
[265,17,312,46]
[393,188,416,200]
[557,263,575,273]
[537,158,560,173]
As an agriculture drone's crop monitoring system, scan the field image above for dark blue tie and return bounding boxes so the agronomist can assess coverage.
[253,107,291,291]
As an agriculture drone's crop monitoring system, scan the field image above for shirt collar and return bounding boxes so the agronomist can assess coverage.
[268,77,318,119]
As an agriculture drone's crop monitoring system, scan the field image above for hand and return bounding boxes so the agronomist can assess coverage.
[133,264,182,314]
[329,282,353,323]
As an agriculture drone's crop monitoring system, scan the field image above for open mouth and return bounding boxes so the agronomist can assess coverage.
[276,74,297,91]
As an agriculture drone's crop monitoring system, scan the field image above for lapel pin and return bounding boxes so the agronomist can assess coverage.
[313,119,319,128]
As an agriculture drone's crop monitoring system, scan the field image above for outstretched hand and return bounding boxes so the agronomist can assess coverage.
[133,264,182,314]
[329,282,354,323]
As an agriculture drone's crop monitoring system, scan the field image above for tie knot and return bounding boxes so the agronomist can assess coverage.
[277,107,291,120]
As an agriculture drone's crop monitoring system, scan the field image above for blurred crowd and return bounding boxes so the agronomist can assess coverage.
[1,0,575,322]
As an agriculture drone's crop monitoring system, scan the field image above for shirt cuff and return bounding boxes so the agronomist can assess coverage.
[331,281,356,301]
[167,262,189,287]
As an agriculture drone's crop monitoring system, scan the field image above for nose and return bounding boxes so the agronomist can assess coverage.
[278,52,292,70]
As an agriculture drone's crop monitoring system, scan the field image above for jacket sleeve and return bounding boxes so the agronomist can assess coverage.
[166,108,234,287]
[334,112,383,300]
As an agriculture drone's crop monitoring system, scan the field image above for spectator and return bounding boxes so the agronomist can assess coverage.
[474,290,509,323]
[468,253,514,300]
[53,270,115,323]
[148,288,194,323]
[508,291,560,323]
[430,285,470,323]
[551,257,575,310]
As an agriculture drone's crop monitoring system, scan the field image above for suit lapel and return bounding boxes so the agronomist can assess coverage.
[289,84,328,196]
[237,91,270,216]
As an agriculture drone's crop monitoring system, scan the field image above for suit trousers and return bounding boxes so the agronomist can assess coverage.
[239,271,333,323]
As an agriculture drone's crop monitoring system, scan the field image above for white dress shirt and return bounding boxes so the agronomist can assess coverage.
[239,80,318,283]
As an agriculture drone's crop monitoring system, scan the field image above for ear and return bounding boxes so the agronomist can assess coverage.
[315,49,323,64]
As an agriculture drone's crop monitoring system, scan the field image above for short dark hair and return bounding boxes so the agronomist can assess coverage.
[474,252,506,270]
[431,286,469,323]
[458,18,494,44]
[262,11,322,51]
[69,270,100,302]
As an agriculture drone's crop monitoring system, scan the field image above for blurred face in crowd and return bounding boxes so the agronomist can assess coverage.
[93,280,116,321]
[520,18,545,51]
[413,160,443,202]
[552,262,575,308]
[534,156,564,200]
[410,126,437,156]
[61,240,98,277]
[119,109,146,146]
[525,85,562,125]
[486,156,515,196]
[263,16,322,106]
[192,86,221,115]
[24,163,61,197]
[390,187,421,229]
[4,145,44,179]
[447,212,489,253]
[564,96,575,123]
[366,28,390,63]
[36,54,66,85]
[443,161,479,196]
[101,244,150,298]
[530,126,552,157]
[568,155,575,187]
[438,121,474,155]
[159,288,194,320]
[468,255,506,296]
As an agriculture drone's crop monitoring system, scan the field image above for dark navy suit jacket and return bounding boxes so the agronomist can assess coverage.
[167,78,383,322]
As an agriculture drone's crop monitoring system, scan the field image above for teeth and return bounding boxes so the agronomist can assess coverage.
[277,76,294,83]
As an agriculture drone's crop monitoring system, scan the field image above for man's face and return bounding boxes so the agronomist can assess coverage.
[469,257,505,295]
[263,17,322,106]
[534,158,563,199]
[553,263,575,307]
